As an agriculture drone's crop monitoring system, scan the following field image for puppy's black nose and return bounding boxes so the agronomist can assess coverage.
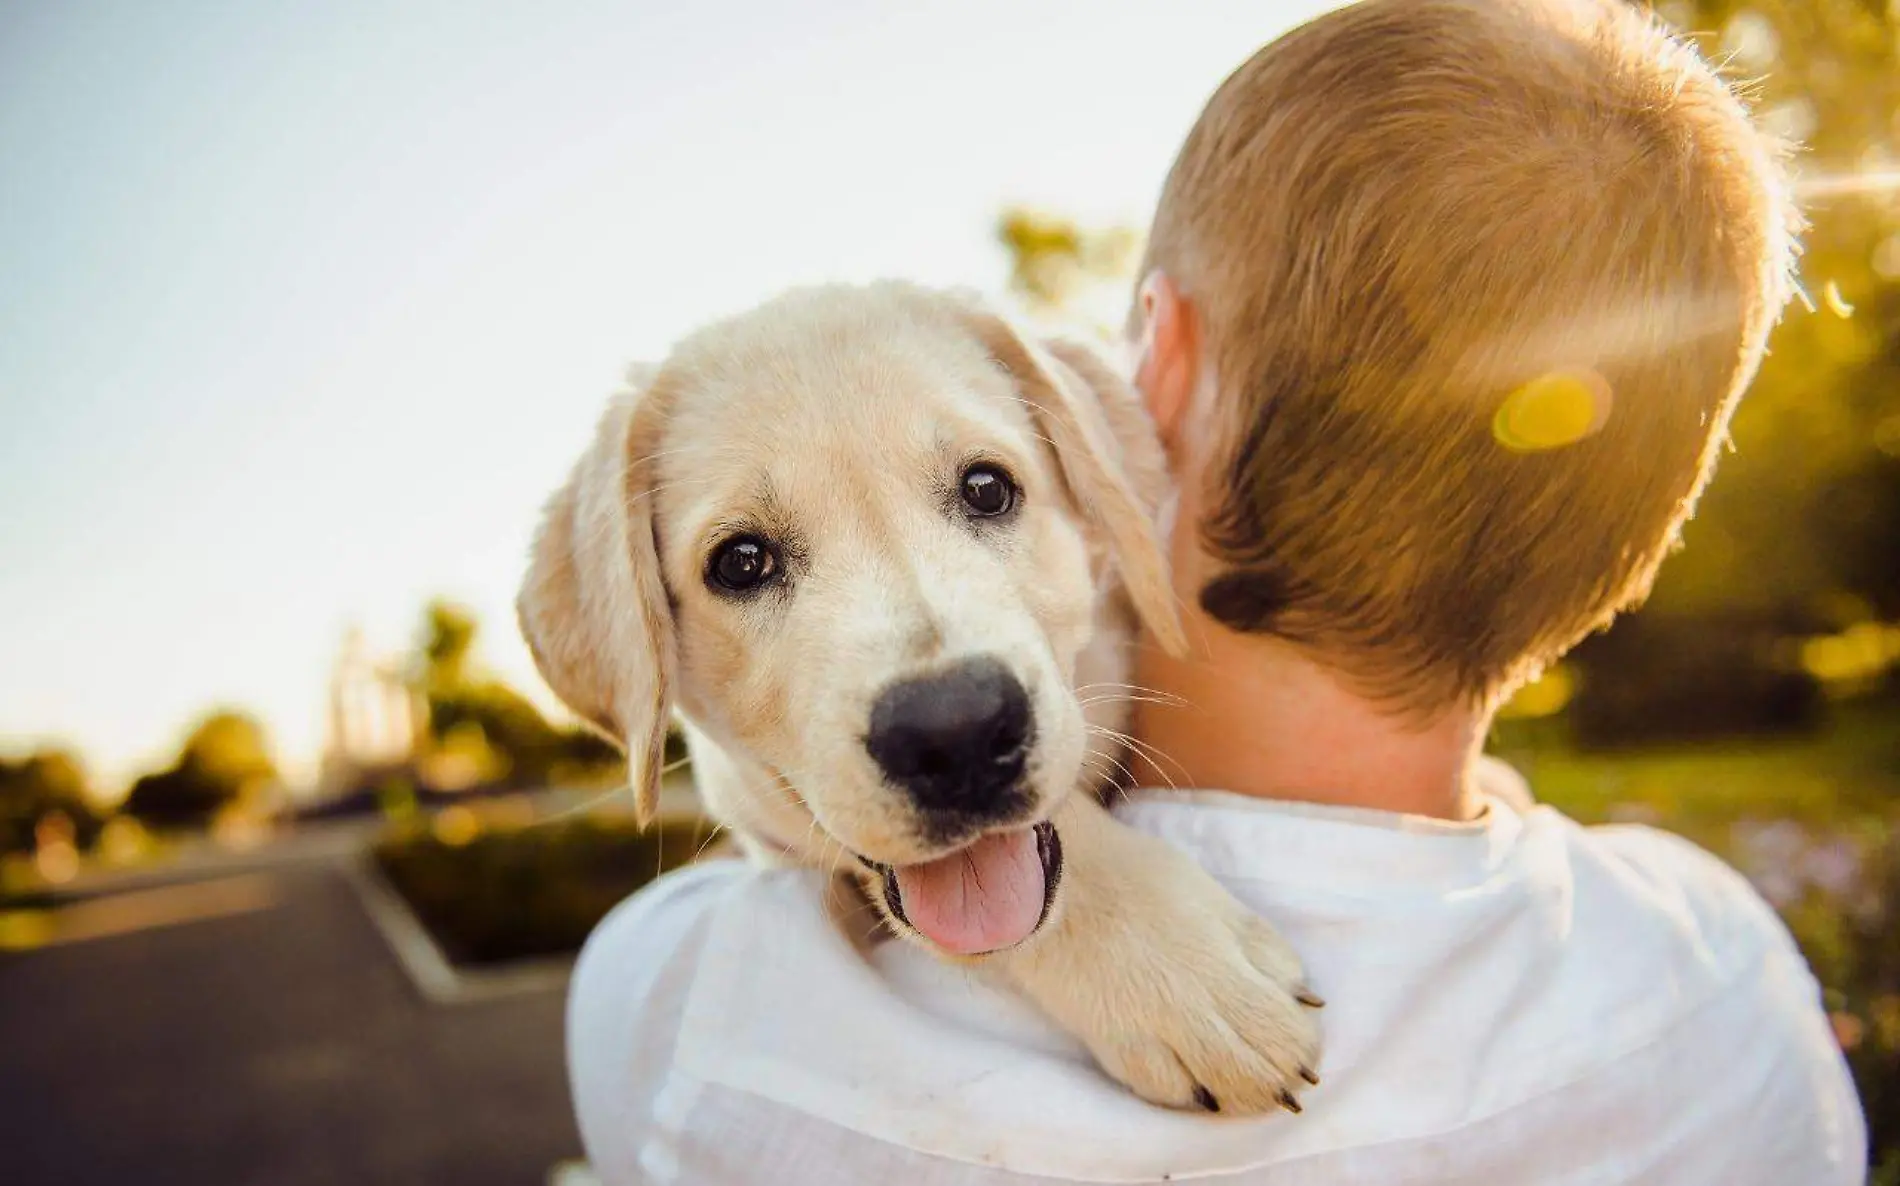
[865,657,1033,818]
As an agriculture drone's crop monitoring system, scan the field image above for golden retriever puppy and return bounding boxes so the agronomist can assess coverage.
[519,281,1322,1113]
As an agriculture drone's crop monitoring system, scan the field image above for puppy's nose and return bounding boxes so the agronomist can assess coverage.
[865,657,1032,817]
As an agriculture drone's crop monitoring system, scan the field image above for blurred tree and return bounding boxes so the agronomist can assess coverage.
[122,711,278,829]
[0,749,104,856]
[422,600,478,691]
[997,207,1140,329]
[1645,0,1900,623]
[414,599,622,790]
[1559,1,1900,735]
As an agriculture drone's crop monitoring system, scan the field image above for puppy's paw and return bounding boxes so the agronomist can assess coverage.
[995,796,1323,1116]
[1080,906,1323,1115]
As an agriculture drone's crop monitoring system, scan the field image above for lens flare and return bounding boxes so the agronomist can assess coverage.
[1822,280,1855,319]
[1492,371,1612,453]
[1795,169,1900,201]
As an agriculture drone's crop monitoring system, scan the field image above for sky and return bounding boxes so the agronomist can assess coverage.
[0,0,1332,792]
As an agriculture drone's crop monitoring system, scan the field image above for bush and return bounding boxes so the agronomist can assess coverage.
[122,710,276,829]
[0,751,102,856]
[373,815,718,965]
[1568,614,1823,749]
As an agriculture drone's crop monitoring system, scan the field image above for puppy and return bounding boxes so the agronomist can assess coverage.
[519,282,1322,1113]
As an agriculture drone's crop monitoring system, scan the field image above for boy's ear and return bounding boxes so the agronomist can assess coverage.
[959,306,1188,657]
[1132,271,1200,456]
[517,368,678,825]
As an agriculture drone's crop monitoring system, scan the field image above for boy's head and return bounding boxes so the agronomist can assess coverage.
[1133,0,1797,712]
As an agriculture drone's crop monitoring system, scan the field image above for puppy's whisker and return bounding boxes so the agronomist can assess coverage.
[1079,753,1124,796]
[1086,723,1174,785]
[530,781,633,828]
[1089,720,1184,771]
[1089,724,1190,792]
[1081,741,1140,792]
[1075,681,1192,708]
[627,445,713,470]
[991,393,1070,455]
[688,822,729,864]
[1078,692,1189,711]
[529,747,698,830]
[627,477,710,507]
[774,767,858,873]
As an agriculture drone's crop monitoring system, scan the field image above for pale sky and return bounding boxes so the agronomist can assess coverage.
[0,0,1330,791]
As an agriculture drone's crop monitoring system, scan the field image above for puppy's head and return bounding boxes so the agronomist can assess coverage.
[519,283,1180,954]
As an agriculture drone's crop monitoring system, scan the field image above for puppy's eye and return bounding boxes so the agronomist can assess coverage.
[960,465,1017,518]
[709,536,778,593]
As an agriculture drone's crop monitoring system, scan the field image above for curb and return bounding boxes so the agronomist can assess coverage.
[341,854,574,1005]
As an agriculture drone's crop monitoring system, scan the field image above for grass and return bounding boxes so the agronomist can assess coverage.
[1492,704,1900,857]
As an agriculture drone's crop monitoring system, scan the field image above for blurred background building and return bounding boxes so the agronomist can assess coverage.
[317,627,423,802]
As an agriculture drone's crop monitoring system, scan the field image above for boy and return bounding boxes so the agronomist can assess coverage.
[568,1,1867,1180]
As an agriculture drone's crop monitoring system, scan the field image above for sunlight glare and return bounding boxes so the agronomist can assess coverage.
[1795,169,1900,201]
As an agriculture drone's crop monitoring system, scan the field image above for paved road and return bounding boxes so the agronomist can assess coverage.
[0,862,583,1186]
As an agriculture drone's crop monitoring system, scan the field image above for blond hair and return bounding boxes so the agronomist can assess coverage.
[1144,0,1797,709]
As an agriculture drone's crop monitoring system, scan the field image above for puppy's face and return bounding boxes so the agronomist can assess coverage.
[520,284,1179,956]
[655,294,1100,873]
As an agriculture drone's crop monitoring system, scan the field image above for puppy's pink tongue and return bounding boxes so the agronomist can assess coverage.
[892,828,1045,956]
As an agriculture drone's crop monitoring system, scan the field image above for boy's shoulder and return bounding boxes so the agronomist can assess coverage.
[567,859,816,1043]
[566,806,1867,1184]
[1506,805,1818,1011]
[1564,815,1799,951]
[564,860,825,1179]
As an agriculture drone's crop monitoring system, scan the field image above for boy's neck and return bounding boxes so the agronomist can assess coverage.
[1127,622,1490,822]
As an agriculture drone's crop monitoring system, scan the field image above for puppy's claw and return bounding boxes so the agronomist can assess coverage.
[1192,1085,1220,1113]
[1278,1089,1303,1114]
[1295,987,1326,1008]
[1299,1066,1320,1086]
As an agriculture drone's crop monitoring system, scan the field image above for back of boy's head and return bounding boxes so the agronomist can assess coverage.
[1144,0,1797,712]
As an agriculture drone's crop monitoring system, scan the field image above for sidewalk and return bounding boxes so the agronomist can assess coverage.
[0,778,715,1182]
[0,859,584,1185]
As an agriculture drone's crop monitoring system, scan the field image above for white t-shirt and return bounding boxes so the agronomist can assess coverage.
[567,787,1868,1184]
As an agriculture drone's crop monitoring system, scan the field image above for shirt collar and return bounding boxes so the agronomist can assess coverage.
[1112,785,1529,892]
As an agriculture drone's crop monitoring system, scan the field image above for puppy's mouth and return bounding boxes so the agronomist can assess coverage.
[861,820,1062,956]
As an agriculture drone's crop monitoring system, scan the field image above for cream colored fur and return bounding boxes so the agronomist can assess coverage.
[519,282,1321,1113]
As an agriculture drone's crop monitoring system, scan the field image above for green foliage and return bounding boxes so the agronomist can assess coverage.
[1553,1,1900,746]
[413,598,622,790]
[122,710,276,829]
[1566,613,1824,748]
[1645,0,1900,621]
[996,207,1139,324]
[420,600,478,690]
[373,815,715,965]
[178,710,277,789]
[0,750,102,856]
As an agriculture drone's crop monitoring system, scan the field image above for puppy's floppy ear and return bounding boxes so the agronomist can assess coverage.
[517,367,677,825]
[963,310,1188,656]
